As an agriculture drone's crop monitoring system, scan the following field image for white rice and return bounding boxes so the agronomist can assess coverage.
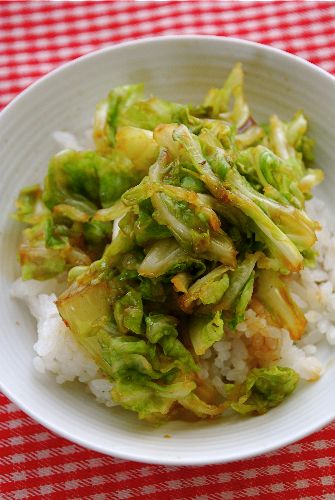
[11,277,118,407]
[202,196,335,393]
[10,130,335,409]
[52,129,95,152]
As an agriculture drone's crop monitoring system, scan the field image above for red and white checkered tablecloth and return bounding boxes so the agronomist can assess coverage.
[1,1,335,498]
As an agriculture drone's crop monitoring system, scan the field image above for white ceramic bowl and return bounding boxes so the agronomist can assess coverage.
[1,36,335,466]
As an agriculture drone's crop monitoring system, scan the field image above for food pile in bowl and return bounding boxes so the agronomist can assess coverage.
[12,63,335,424]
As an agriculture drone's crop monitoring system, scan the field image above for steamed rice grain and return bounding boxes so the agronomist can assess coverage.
[11,278,116,405]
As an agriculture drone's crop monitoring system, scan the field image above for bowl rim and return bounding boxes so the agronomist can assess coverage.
[1,34,335,465]
[1,34,335,120]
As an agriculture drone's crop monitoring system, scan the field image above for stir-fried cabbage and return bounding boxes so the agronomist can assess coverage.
[14,63,324,423]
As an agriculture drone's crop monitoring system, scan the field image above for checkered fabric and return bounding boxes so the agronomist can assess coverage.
[1,2,335,498]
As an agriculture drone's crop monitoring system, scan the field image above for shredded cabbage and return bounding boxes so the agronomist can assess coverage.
[14,63,323,423]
